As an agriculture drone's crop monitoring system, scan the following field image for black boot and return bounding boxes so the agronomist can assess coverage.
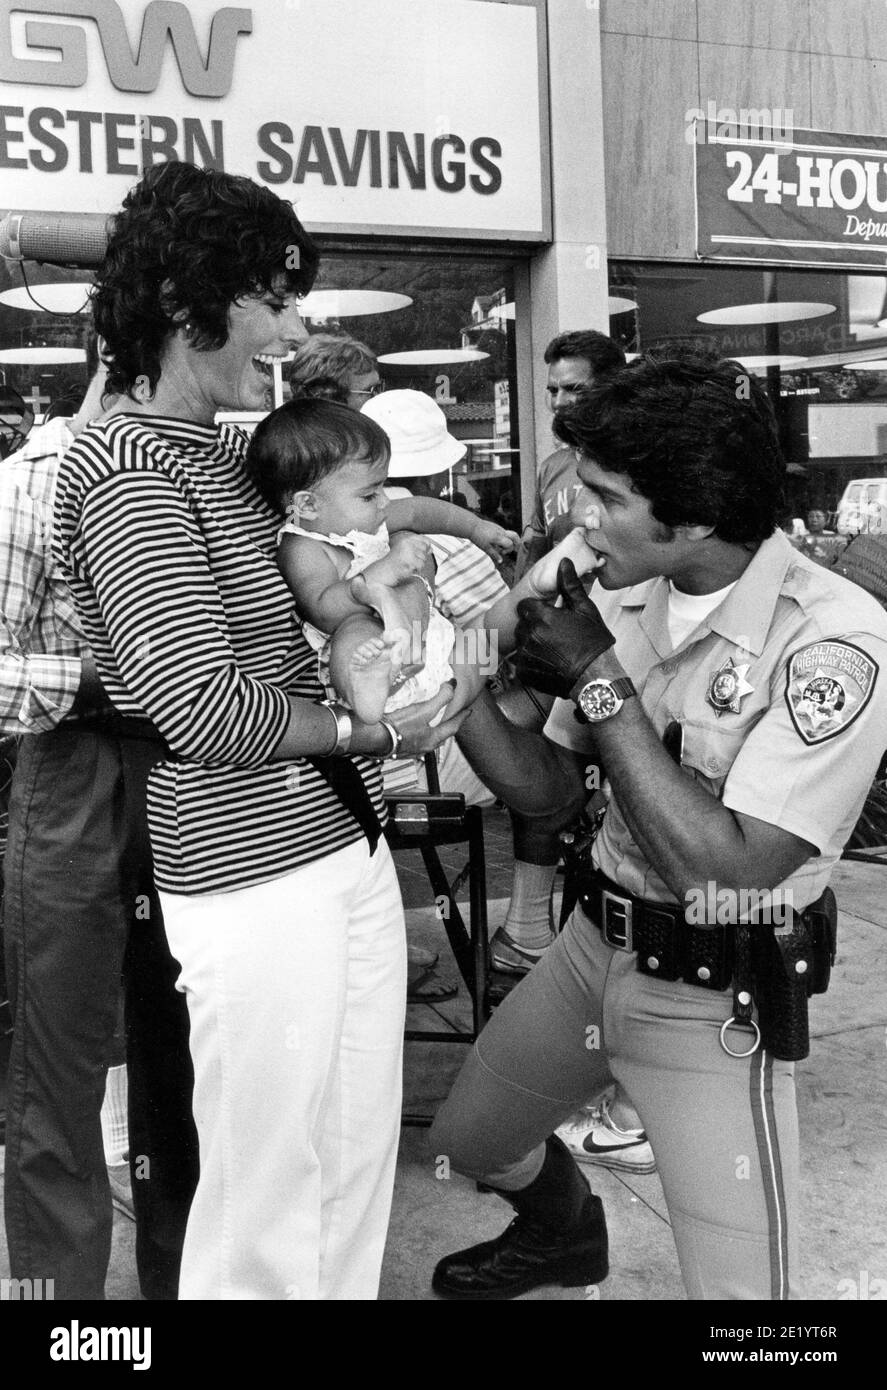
[432,1135,609,1299]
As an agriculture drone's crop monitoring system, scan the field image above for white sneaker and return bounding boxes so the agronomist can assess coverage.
[557,1100,656,1174]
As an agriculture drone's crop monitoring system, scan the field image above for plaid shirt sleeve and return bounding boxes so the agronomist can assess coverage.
[0,428,85,735]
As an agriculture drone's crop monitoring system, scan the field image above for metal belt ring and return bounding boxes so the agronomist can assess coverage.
[719,1016,761,1058]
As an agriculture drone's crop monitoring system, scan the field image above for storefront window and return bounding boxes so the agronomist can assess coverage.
[608,260,887,565]
[0,264,93,455]
[0,251,522,529]
[304,252,520,525]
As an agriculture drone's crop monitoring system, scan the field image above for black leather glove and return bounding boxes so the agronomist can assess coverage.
[514,558,615,697]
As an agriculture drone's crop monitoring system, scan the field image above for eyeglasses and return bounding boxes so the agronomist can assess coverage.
[350,381,384,399]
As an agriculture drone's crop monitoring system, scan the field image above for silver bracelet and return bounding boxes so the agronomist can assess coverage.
[378,718,403,760]
[416,574,435,605]
[320,699,353,755]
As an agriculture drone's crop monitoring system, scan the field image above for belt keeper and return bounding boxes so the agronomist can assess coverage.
[720,922,760,1058]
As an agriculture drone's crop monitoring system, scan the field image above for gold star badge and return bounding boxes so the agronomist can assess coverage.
[706,658,754,716]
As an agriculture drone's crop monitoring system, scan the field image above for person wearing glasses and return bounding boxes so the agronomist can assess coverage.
[287,333,383,409]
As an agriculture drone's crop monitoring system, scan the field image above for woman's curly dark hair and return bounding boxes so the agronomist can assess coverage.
[92,161,319,397]
[553,353,786,546]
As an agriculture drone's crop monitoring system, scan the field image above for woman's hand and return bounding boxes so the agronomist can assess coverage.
[386,682,470,755]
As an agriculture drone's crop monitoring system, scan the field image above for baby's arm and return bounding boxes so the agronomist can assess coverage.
[277,533,380,632]
[385,497,519,562]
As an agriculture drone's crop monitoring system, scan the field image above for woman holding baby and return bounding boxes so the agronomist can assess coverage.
[52,161,466,1301]
[54,161,594,1299]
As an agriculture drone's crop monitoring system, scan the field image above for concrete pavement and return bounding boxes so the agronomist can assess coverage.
[1,853,884,1302]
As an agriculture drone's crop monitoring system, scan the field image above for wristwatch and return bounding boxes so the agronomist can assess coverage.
[574,676,636,724]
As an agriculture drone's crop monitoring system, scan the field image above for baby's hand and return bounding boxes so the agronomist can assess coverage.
[526,525,605,597]
[367,532,431,585]
[471,518,520,561]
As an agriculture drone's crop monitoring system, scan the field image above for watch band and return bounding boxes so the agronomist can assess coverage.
[609,677,635,701]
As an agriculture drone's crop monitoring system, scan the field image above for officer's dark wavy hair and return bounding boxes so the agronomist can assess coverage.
[245,397,390,515]
[92,161,319,398]
[553,353,786,545]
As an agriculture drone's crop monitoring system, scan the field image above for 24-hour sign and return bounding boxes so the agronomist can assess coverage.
[695,121,887,269]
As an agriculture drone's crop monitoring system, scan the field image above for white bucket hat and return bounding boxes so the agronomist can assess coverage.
[361,389,467,476]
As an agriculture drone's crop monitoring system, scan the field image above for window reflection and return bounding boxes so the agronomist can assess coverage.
[609,261,887,563]
[0,264,93,456]
[0,253,521,538]
[302,254,519,527]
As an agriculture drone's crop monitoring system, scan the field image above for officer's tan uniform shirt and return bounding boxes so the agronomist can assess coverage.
[545,529,887,909]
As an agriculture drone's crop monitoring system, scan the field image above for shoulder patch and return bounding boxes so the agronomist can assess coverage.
[785,640,878,745]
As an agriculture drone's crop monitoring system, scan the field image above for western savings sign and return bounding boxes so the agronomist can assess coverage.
[0,0,549,240]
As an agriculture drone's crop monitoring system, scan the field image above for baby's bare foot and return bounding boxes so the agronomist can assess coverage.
[528,526,605,596]
[341,636,395,723]
[352,573,425,678]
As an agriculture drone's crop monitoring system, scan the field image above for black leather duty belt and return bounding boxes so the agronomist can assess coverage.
[578,869,733,992]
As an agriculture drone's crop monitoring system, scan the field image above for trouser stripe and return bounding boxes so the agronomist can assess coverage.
[749,1049,789,1299]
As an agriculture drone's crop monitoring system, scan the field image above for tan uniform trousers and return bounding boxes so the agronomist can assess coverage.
[431,903,799,1301]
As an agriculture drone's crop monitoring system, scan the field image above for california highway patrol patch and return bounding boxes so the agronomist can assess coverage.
[785,640,878,744]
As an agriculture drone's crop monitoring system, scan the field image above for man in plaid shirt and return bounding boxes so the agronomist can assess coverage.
[0,368,196,1300]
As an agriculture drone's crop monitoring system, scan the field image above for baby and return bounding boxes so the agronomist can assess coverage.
[246,398,523,722]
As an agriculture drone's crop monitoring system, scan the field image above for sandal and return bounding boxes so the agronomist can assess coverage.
[407,961,458,1001]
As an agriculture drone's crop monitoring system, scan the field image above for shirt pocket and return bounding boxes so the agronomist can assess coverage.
[675,714,764,796]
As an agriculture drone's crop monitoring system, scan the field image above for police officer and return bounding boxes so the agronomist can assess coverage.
[429,354,887,1300]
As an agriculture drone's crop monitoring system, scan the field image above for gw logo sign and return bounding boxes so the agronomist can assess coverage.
[0,1,253,97]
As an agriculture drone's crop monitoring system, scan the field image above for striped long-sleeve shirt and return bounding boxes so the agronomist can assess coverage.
[53,414,383,896]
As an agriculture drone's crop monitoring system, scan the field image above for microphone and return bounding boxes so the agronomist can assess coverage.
[0,211,111,267]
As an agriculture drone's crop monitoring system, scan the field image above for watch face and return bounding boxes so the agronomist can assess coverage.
[580,681,619,721]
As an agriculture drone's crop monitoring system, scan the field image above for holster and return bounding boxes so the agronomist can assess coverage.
[558,809,604,929]
[743,889,838,1061]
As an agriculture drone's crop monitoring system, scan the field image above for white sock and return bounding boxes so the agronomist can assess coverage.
[100,1064,129,1166]
[503,860,558,950]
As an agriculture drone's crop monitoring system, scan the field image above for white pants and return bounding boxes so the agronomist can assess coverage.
[160,839,407,1300]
